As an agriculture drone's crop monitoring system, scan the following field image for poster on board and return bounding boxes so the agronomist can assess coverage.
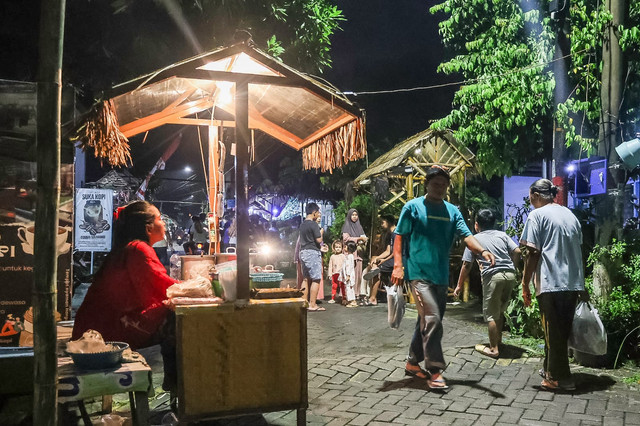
[74,188,113,252]
[0,79,74,346]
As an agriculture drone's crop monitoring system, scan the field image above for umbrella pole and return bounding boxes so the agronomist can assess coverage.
[235,79,250,301]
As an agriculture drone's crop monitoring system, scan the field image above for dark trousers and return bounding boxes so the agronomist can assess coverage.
[160,312,177,392]
[537,291,579,381]
[407,281,448,373]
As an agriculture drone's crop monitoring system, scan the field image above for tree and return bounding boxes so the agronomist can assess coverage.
[430,0,556,177]
[429,0,640,178]
[64,0,344,91]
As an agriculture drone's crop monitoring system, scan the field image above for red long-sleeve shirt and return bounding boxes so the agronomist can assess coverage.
[72,240,177,349]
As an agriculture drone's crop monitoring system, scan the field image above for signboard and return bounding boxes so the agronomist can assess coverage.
[74,188,113,252]
[0,79,73,346]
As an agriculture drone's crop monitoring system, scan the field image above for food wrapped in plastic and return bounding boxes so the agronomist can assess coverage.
[166,276,213,298]
[66,329,116,354]
[165,296,223,307]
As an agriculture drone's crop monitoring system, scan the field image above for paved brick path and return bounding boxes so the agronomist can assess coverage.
[256,302,640,426]
[134,301,639,425]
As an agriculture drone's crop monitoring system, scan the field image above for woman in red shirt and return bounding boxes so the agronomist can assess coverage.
[73,200,176,347]
[73,201,178,390]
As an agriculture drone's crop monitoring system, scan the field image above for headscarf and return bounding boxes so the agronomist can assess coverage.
[341,208,365,237]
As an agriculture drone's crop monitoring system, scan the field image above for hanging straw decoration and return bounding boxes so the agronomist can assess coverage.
[72,100,132,167]
[302,117,366,173]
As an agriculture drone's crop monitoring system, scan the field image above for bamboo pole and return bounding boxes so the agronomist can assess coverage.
[34,0,66,424]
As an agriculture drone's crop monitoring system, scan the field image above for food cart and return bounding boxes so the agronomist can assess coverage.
[77,40,366,423]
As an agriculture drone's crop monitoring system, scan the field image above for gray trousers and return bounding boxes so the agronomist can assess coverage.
[407,280,448,373]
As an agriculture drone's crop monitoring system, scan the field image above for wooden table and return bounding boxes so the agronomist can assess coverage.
[176,298,308,424]
[58,357,153,425]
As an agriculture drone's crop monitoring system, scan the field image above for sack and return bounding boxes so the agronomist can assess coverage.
[386,284,405,329]
[568,300,608,356]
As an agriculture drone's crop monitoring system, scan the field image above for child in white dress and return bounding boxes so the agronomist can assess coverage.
[340,241,358,308]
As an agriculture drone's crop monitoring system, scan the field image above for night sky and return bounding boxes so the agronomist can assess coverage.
[1,1,460,198]
[325,0,457,153]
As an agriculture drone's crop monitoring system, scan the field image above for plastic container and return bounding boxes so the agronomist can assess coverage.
[181,255,215,280]
[250,272,284,289]
[68,342,129,370]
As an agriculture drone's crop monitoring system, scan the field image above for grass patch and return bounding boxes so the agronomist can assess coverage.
[622,372,640,385]
[503,336,545,356]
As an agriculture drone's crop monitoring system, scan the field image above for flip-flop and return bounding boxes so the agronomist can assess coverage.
[474,343,499,359]
[363,268,380,280]
[427,373,449,390]
[307,306,326,312]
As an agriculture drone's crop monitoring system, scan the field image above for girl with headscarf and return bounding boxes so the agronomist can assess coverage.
[342,208,368,303]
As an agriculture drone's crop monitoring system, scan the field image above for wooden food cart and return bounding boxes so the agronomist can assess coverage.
[176,299,307,423]
[78,40,366,423]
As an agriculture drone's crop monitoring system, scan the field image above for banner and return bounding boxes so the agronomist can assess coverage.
[74,188,113,252]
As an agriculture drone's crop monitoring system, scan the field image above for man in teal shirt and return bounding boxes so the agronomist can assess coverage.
[392,166,495,390]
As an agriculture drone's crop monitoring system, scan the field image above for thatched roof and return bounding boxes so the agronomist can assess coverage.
[76,42,366,172]
[354,128,474,185]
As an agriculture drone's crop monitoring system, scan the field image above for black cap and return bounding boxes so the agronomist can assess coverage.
[425,165,451,182]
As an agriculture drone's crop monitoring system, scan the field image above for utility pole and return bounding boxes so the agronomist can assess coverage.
[549,0,572,205]
[34,0,66,424]
[594,0,626,298]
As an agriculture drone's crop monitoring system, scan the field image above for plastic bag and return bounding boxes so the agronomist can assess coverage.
[166,276,213,298]
[386,284,405,329]
[568,300,608,356]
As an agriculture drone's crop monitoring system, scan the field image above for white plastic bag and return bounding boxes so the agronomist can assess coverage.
[386,284,405,329]
[166,276,213,298]
[568,300,608,356]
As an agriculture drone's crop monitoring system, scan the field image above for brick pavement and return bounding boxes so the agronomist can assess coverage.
[256,302,640,426]
[133,301,640,425]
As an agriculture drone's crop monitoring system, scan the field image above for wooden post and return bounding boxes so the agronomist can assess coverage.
[34,0,66,423]
[208,125,220,254]
[235,78,250,301]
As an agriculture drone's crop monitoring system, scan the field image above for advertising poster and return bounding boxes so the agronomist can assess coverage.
[74,188,113,252]
[0,80,73,346]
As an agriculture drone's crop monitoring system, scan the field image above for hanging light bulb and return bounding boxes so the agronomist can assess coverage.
[216,81,233,106]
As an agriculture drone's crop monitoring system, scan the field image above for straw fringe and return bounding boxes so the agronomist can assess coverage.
[73,100,132,167]
[302,118,366,173]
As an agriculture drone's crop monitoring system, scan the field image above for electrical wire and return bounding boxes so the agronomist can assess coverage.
[342,48,590,96]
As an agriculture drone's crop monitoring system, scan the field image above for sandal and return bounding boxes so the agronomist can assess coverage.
[307,306,326,312]
[541,377,575,391]
[427,372,449,390]
[474,343,499,359]
[541,378,559,391]
[404,363,428,379]
[346,301,358,308]
[328,299,336,304]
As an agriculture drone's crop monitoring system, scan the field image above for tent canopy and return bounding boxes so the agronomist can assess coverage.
[104,42,365,171]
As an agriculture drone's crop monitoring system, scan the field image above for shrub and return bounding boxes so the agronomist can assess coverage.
[587,240,640,363]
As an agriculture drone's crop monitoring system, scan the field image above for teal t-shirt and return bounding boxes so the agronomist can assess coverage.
[395,197,472,285]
